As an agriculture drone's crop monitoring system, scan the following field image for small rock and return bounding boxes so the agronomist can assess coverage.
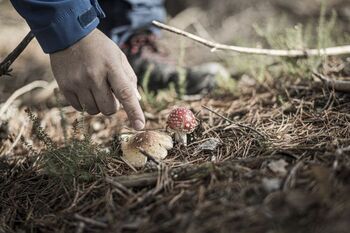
[262,178,281,192]
[198,138,221,151]
[92,121,103,131]
[267,159,288,176]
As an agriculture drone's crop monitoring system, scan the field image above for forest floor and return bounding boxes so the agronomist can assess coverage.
[1,0,350,232]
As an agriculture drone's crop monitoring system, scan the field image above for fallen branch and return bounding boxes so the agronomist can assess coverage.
[152,21,350,57]
[22,80,58,106]
[312,72,350,92]
[0,31,34,76]
[0,80,49,118]
[74,214,107,228]
[283,161,303,191]
[111,156,275,188]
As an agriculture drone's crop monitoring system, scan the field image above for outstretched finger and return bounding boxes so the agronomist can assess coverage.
[121,54,141,100]
[108,69,145,130]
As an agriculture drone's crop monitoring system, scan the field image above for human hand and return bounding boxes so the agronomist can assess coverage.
[49,29,145,130]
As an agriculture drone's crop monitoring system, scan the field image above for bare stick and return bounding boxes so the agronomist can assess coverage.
[202,105,265,138]
[74,214,107,228]
[3,121,26,156]
[152,21,350,57]
[22,80,58,106]
[0,80,49,117]
[105,177,135,197]
[312,72,350,92]
[0,31,34,76]
[110,156,275,188]
[283,161,303,191]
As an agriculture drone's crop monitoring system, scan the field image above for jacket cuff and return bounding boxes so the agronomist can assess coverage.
[33,0,105,54]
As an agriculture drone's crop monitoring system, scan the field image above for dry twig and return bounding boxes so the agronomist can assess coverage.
[152,21,350,57]
[312,72,350,92]
[0,80,49,118]
[283,161,304,191]
[0,31,34,76]
[202,105,265,138]
[23,80,58,105]
[111,156,274,188]
[74,214,107,228]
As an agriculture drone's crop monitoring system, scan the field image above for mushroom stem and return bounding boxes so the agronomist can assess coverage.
[175,132,187,146]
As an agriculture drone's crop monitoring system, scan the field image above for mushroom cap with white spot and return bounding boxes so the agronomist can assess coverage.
[167,107,198,133]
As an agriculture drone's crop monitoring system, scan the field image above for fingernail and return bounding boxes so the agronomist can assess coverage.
[134,120,145,130]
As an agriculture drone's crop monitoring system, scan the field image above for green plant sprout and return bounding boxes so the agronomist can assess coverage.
[24,109,110,182]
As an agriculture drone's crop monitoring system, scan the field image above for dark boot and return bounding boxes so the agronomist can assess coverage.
[120,31,230,95]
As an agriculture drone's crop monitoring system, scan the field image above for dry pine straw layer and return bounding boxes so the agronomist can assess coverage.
[1,74,350,233]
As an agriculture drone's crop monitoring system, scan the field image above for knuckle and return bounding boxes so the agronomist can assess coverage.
[105,60,117,72]
[86,68,98,78]
[118,86,134,102]
[104,61,113,71]
[87,76,101,88]
[128,108,139,117]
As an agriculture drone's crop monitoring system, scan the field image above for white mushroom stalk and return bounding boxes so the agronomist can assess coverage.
[166,107,198,146]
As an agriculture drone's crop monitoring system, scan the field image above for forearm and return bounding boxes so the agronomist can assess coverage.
[10,0,105,53]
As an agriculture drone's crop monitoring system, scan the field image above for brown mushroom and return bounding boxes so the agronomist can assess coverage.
[121,131,173,168]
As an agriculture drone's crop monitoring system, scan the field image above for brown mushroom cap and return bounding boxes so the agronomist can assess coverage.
[121,142,147,168]
[166,107,198,134]
[121,131,173,168]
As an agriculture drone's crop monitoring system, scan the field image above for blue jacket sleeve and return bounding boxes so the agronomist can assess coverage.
[10,0,106,54]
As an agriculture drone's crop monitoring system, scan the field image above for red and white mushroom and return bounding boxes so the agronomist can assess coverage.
[166,107,198,146]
